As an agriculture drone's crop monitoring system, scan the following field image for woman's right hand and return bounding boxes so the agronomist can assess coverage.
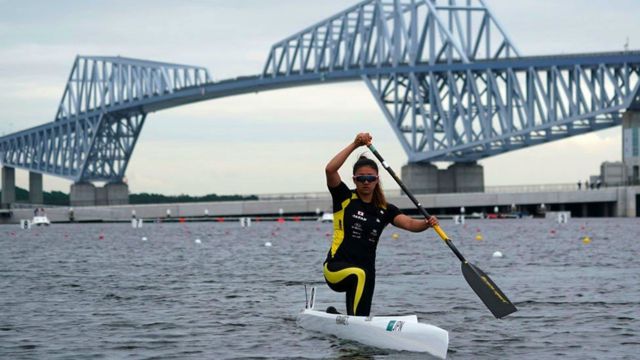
[354,132,372,147]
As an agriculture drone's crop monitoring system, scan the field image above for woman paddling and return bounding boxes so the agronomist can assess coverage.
[323,132,439,316]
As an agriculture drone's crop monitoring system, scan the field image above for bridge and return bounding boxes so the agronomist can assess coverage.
[1,0,640,208]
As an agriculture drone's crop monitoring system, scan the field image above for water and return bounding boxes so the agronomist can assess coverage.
[1,218,639,359]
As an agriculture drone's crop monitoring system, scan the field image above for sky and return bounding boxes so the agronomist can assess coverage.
[1,0,639,196]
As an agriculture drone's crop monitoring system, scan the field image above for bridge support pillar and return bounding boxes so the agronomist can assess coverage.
[615,187,637,217]
[401,162,484,194]
[70,182,96,207]
[97,182,129,206]
[623,111,640,185]
[29,172,43,205]
[445,162,484,193]
[401,163,439,194]
[1,166,16,208]
[71,182,129,207]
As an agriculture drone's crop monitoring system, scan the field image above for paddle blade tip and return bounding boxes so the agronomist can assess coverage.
[462,262,518,319]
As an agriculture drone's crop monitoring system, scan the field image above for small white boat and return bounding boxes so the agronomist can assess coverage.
[317,212,333,222]
[32,215,50,226]
[297,288,448,358]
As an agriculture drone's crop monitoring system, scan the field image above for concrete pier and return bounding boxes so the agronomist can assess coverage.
[71,182,129,206]
[29,171,43,204]
[1,166,15,208]
[105,182,129,205]
[402,162,484,194]
[70,182,97,207]
[623,111,640,184]
[401,163,439,193]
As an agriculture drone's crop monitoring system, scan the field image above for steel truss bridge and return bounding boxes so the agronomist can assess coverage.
[2,0,640,184]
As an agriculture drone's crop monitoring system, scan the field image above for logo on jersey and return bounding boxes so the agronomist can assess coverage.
[352,210,367,222]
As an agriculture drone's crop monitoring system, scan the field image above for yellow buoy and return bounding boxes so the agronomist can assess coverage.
[391,233,400,240]
[475,234,483,241]
[582,236,591,244]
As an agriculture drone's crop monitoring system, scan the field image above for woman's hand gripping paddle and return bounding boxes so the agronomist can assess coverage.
[367,144,517,319]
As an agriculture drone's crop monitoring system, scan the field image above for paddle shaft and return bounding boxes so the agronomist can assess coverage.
[367,144,465,263]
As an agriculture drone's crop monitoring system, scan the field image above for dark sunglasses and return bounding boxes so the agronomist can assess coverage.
[353,175,379,183]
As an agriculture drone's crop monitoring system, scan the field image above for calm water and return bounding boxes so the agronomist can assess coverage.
[1,218,639,359]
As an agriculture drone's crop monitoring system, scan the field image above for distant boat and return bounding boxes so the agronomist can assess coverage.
[32,215,50,226]
[317,212,333,223]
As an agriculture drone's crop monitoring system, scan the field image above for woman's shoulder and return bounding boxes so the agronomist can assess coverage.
[328,181,353,198]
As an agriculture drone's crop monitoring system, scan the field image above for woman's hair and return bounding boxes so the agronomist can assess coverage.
[353,155,387,208]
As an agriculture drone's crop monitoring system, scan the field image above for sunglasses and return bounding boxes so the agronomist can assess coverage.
[353,175,379,183]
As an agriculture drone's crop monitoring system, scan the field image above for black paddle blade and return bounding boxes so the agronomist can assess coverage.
[461,261,517,319]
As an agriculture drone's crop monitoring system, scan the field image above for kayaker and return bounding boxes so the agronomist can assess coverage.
[324,132,439,316]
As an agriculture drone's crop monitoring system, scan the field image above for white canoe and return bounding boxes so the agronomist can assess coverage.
[297,308,449,358]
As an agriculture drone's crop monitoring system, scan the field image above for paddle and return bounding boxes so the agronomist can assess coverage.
[367,144,517,319]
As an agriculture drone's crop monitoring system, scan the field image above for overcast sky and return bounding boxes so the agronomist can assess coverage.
[1,0,638,195]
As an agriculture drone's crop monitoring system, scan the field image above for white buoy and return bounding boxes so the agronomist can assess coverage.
[492,251,504,258]
[557,211,570,224]
[20,219,32,230]
[195,238,202,244]
[264,241,272,247]
[454,215,465,225]
[141,236,148,241]
[131,218,144,229]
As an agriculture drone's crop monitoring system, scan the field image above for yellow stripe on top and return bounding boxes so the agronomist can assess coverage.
[323,263,366,315]
[330,193,358,257]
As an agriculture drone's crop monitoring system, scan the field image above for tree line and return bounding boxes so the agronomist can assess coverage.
[2,186,257,206]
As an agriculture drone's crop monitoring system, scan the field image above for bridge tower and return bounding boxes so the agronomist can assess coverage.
[263,0,521,193]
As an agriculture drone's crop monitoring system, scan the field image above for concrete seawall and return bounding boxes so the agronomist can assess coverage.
[1,186,638,224]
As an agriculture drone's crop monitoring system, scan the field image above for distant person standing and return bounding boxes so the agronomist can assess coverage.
[577,181,582,190]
